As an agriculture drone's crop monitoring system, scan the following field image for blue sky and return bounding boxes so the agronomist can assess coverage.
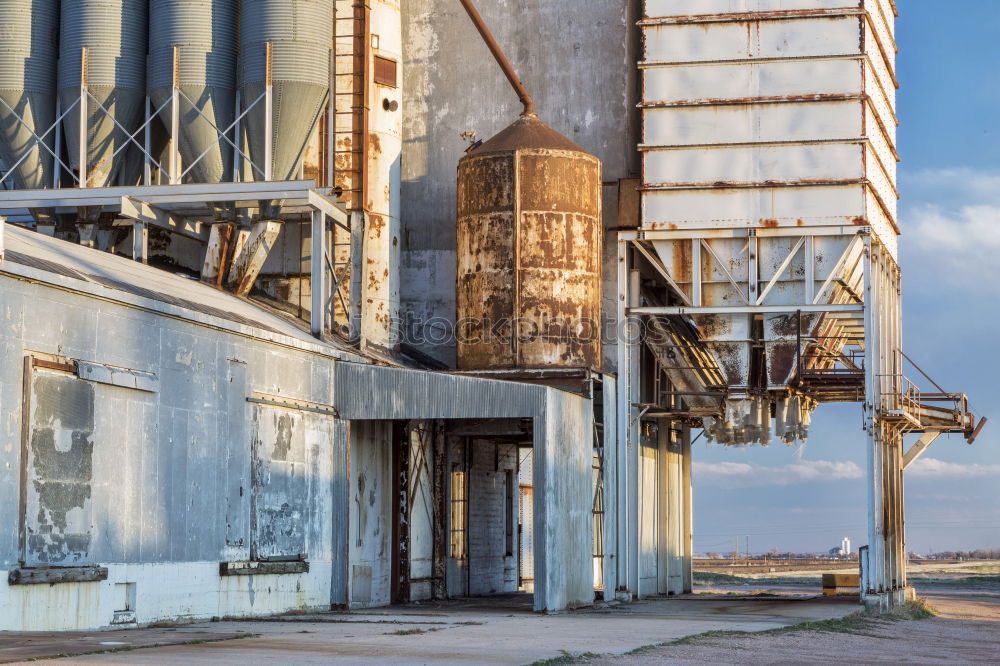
[691,3,1000,556]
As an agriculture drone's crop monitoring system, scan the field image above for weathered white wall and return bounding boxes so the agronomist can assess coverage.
[348,420,393,609]
[0,273,347,631]
[400,0,640,366]
[532,388,594,611]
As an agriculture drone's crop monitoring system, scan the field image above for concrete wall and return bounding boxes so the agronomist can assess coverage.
[0,274,347,631]
[400,0,641,366]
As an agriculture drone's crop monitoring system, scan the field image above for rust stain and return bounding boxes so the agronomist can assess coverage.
[852,216,868,225]
[640,93,864,109]
[368,133,381,155]
[760,218,779,228]
[796,219,805,226]
[368,214,385,239]
[640,7,865,25]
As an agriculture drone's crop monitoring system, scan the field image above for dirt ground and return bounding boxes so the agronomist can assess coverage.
[579,586,1000,665]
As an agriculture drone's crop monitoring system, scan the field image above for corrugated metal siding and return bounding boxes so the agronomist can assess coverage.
[334,363,545,421]
[149,0,238,89]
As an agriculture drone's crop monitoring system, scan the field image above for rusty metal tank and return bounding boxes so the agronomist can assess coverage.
[456,115,602,370]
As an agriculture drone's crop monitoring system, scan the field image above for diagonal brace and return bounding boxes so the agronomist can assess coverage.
[902,432,941,471]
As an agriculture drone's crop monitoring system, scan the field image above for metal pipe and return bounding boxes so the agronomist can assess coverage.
[264,41,273,182]
[170,47,181,185]
[457,0,535,117]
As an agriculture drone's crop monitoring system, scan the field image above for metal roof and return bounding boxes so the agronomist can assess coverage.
[0,222,365,361]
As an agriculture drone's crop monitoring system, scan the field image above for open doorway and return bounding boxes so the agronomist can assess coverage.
[354,419,534,609]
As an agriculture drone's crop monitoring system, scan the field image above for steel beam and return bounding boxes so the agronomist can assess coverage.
[226,220,281,296]
[628,304,863,315]
[131,222,147,264]
[311,209,327,338]
[902,432,940,471]
[0,181,327,211]
[618,225,868,241]
[120,197,210,243]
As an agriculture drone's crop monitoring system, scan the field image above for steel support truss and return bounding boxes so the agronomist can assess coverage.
[0,180,351,341]
[616,225,980,610]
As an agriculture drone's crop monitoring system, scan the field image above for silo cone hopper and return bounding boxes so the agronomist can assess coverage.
[239,0,332,187]
[650,232,863,445]
[58,0,148,190]
[149,0,238,186]
[0,0,59,218]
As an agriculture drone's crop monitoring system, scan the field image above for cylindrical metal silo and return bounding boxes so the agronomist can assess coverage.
[58,0,148,188]
[456,115,603,370]
[0,0,59,191]
[149,0,238,184]
[239,0,331,182]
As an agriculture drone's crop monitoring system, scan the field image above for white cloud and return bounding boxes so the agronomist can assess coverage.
[901,168,1000,284]
[693,459,863,487]
[901,168,1000,204]
[906,457,1000,479]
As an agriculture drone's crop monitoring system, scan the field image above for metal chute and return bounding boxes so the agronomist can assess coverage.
[58,0,148,188]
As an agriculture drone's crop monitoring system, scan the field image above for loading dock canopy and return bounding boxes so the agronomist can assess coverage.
[335,362,596,613]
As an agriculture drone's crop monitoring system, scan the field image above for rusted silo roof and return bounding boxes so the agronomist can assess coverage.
[466,115,590,157]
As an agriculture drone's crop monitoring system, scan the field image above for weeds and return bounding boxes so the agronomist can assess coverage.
[528,650,600,666]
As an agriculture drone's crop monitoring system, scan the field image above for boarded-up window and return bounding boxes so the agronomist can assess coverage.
[373,56,398,88]
[24,369,96,566]
[251,406,308,561]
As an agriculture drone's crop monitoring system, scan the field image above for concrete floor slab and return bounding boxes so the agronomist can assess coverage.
[1,593,862,665]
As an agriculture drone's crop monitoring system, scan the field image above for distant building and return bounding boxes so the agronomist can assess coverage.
[842,537,852,556]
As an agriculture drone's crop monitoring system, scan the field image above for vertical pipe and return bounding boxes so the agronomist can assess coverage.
[691,239,702,307]
[170,47,181,185]
[311,209,327,337]
[326,45,336,189]
[143,96,152,186]
[615,236,629,598]
[804,235,815,303]
[79,48,88,188]
[264,41,274,182]
[233,90,242,182]
[628,268,641,599]
[53,99,62,188]
[681,426,693,594]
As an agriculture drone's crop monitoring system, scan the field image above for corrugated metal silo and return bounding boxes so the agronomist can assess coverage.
[149,0,238,184]
[0,0,59,191]
[239,0,332,182]
[456,115,603,370]
[58,0,148,188]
